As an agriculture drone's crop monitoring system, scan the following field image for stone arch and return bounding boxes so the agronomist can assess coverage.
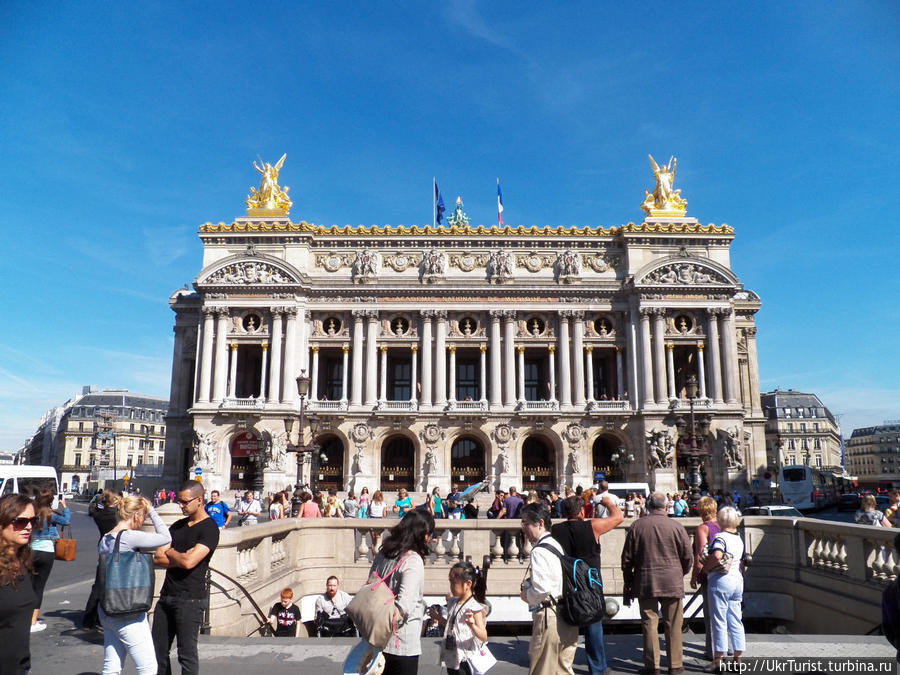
[380,433,416,491]
[520,434,558,492]
[591,432,628,482]
[195,254,304,287]
[449,435,487,486]
[316,434,346,493]
[229,429,263,491]
[633,256,739,287]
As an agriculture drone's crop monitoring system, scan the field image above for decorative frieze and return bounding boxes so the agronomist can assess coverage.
[644,263,729,285]
[204,261,294,285]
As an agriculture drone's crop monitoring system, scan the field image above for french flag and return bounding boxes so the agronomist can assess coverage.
[497,178,504,225]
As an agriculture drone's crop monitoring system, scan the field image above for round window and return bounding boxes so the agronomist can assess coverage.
[527,317,546,336]
[324,317,342,334]
[674,314,693,333]
[458,317,478,335]
[594,317,613,336]
[242,314,261,332]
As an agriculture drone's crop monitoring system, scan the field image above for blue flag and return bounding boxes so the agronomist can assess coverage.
[434,180,445,225]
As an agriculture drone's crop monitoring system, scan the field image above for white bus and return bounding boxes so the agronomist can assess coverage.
[778,464,826,511]
[0,466,61,508]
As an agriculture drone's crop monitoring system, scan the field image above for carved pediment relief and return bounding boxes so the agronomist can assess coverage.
[200,259,299,285]
[640,261,732,286]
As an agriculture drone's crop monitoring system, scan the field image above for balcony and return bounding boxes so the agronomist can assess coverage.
[306,399,346,412]
[447,399,488,412]
[377,400,417,412]
[218,397,265,412]
[587,399,630,411]
[517,400,559,412]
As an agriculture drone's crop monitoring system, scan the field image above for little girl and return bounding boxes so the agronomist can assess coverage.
[442,561,488,675]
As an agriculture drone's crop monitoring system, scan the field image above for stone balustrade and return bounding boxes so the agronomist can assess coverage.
[200,515,896,637]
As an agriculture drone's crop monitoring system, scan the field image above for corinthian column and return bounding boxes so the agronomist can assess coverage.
[558,312,572,408]
[448,346,457,404]
[745,326,762,414]
[364,310,379,407]
[572,311,586,407]
[268,309,283,404]
[652,309,667,404]
[227,343,238,398]
[212,309,229,403]
[198,307,215,403]
[640,308,654,407]
[626,311,639,409]
[434,311,448,408]
[517,346,526,403]
[706,309,723,403]
[379,346,388,403]
[666,343,676,400]
[479,345,487,403]
[548,345,557,402]
[696,343,707,399]
[616,345,625,401]
[341,345,349,403]
[259,343,268,399]
[420,311,433,408]
[585,346,595,403]
[410,346,418,405]
[503,310,517,407]
[282,308,298,404]
[351,310,365,407]
[489,311,502,408]
[721,308,739,404]
[310,346,320,401]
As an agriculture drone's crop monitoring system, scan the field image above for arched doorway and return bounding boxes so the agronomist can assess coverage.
[230,431,262,491]
[317,436,345,492]
[381,436,414,491]
[522,437,555,491]
[450,437,485,485]
[592,434,625,481]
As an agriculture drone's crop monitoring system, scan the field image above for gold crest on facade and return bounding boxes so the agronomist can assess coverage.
[246,153,292,216]
[641,154,688,217]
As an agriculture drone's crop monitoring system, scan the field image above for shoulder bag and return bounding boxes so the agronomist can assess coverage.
[99,531,155,616]
[467,638,497,675]
[54,524,77,562]
[346,552,415,649]
[701,534,733,575]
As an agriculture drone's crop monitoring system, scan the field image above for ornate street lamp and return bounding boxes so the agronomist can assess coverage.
[681,374,708,511]
[610,446,634,480]
[287,371,321,515]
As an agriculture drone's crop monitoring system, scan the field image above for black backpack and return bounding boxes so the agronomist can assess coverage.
[537,542,605,627]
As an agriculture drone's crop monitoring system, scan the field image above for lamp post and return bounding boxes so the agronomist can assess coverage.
[682,374,707,510]
[287,371,321,515]
[610,446,634,480]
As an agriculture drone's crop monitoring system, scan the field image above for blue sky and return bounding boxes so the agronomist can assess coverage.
[1,1,898,450]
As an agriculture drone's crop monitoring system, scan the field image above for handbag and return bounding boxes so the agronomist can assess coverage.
[346,552,415,649]
[467,639,497,675]
[54,524,77,562]
[98,531,155,616]
[700,535,733,575]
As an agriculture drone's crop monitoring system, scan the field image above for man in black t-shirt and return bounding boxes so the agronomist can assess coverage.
[152,480,220,675]
[269,587,301,637]
[551,494,623,675]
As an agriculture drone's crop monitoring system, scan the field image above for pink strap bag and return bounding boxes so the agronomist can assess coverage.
[347,552,415,649]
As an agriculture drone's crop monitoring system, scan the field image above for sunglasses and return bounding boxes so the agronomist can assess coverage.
[175,497,199,506]
[10,517,38,530]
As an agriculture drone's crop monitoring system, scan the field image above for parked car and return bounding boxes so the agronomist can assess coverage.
[837,493,860,511]
[877,495,890,511]
[742,505,804,518]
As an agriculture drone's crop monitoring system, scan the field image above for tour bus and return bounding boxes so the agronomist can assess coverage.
[778,464,827,511]
[0,466,61,508]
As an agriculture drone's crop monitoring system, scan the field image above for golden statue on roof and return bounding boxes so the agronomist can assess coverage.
[641,154,687,217]
[246,153,292,216]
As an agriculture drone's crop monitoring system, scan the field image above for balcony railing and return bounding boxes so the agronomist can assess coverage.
[377,400,417,411]
[219,398,265,411]
[307,400,346,412]
[447,399,488,412]
[588,400,630,411]
[518,400,559,411]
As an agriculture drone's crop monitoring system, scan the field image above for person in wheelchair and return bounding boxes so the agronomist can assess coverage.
[315,576,356,637]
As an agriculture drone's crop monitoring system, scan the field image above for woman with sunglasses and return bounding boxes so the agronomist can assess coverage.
[29,488,70,632]
[98,495,171,675]
[0,494,38,674]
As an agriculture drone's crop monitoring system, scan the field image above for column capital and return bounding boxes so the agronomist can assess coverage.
[261,343,268,351]
[351,309,368,320]
[639,307,654,318]
[379,345,387,353]
[364,309,379,320]
[558,309,574,319]
[744,326,758,337]
[615,345,623,353]
[548,345,556,354]
[285,306,299,318]
[479,344,487,353]
[488,309,504,320]
[516,345,525,354]
[433,309,448,320]
[585,345,593,354]
[215,307,230,318]
[666,343,674,351]
[311,345,319,354]
[501,309,517,320]
[230,343,238,351]
[448,345,456,354]
[697,342,705,351]
[270,306,285,316]
[202,306,217,317]
[411,345,418,353]
[420,309,437,318]
[342,344,350,353]
[570,309,585,320]
[649,307,667,318]
[707,306,730,318]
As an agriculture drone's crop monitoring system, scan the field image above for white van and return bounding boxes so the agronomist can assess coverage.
[0,466,61,508]
[606,482,651,509]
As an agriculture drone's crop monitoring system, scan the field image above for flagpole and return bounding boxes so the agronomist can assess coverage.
[433,177,436,228]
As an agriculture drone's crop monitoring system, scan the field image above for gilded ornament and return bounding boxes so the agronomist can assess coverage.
[245,154,293,215]
[641,155,688,217]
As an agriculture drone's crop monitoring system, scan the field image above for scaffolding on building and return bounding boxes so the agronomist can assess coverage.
[93,409,117,482]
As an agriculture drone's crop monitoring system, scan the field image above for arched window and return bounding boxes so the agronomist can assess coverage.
[381,436,414,491]
[450,437,485,483]
[317,436,345,492]
[591,434,625,481]
[522,437,555,490]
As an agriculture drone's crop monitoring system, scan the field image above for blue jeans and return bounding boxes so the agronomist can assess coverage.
[584,619,608,674]
[99,609,157,675]
[151,595,207,675]
[708,573,745,655]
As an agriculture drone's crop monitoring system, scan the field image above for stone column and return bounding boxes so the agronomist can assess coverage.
[517,346,526,403]
[282,308,298,404]
[706,309,723,403]
[745,326,762,414]
[503,310,517,407]
[652,309,667,404]
[259,343,268,399]
[198,308,215,403]
[351,310,365,407]
[721,308,739,404]
[616,346,625,400]
[489,311,502,408]
[169,326,186,410]
[639,308,654,407]
[558,312,572,408]
[379,346,388,403]
[548,345,557,402]
[666,343,676,400]
[420,311,433,408]
[268,309,283,404]
[364,310,379,407]
[696,343,707,399]
[448,346,457,404]
[585,346,595,403]
[572,311,586,407]
[479,345,487,403]
[227,343,238,398]
[341,345,349,403]
[212,309,229,403]
[626,311,639,409]
[434,311,448,408]
[310,346,320,401]
[410,346,418,405]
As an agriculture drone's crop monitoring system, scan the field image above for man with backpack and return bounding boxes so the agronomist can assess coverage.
[519,503,577,675]
[552,494,623,674]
